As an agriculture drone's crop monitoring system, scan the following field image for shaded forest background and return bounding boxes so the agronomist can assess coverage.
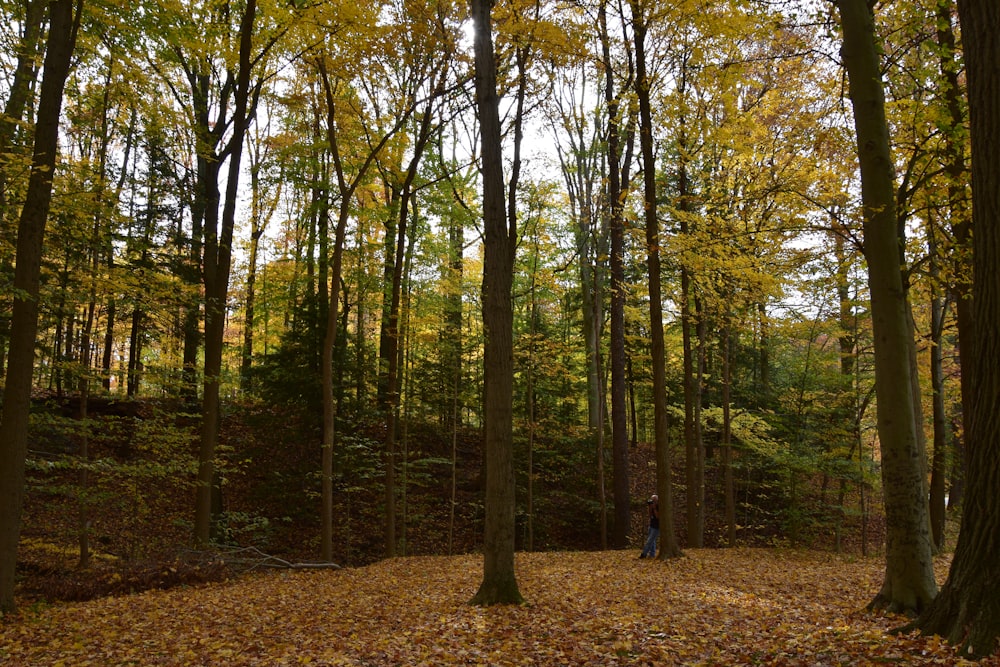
[17,394,884,603]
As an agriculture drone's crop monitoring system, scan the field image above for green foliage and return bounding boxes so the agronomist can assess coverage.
[25,403,198,562]
[250,311,323,410]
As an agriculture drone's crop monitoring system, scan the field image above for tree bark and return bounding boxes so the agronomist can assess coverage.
[836,0,937,614]
[469,0,522,605]
[721,326,737,548]
[551,70,606,547]
[598,0,632,551]
[912,0,1000,657]
[927,224,947,551]
[675,56,704,549]
[195,0,259,546]
[0,0,81,613]
[631,0,680,559]
[317,57,348,564]
[0,0,46,227]
[241,135,281,394]
[934,0,972,517]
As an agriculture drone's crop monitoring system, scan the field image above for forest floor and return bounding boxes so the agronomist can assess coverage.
[2,547,993,666]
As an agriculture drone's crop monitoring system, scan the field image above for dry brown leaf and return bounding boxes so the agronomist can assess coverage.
[1,549,995,666]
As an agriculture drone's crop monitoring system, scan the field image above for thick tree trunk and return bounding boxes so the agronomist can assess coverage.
[836,0,937,614]
[913,0,1000,657]
[0,0,81,613]
[470,0,522,606]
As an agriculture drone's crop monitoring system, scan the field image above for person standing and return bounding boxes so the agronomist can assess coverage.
[640,494,659,558]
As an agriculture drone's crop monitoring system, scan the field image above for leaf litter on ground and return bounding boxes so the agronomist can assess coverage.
[1,548,996,666]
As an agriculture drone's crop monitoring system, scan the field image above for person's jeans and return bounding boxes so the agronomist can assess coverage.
[641,527,659,557]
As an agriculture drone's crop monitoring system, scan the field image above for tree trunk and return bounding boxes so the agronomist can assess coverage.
[757,302,770,408]
[101,109,135,393]
[195,0,259,546]
[526,239,540,553]
[836,0,937,614]
[927,224,947,551]
[834,228,858,553]
[598,0,632,551]
[0,0,81,613]
[631,0,680,559]
[934,0,972,517]
[380,91,439,558]
[443,206,464,431]
[0,0,45,225]
[182,70,211,405]
[317,58,347,564]
[675,58,703,550]
[721,326,736,547]
[912,0,1000,657]
[241,136,280,394]
[469,0,522,606]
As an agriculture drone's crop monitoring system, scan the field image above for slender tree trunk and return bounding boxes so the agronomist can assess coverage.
[0,0,46,226]
[241,138,280,394]
[598,0,631,550]
[694,297,707,511]
[721,326,736,547]
[0,0,81,613]
[317,59,344,564]
[77,52,118,565]
[78,237,101,570]
[757,302,770,408]
[934,0,972,516]
[526,239,539,553]
[320,203,349,562]
[316,48,407,560]
[675,58,703,549]
[101,109,135,393]
[127,202,152,398]
[627,350,638,448]
[836,0,937,614]
[469,0,522,605]
[185,145,214,406]
[182,70,211,405]
[834,228,857,553]
[631,0,679,559]
[551,72,606,546]
[927,224,947,551]
[195,0,259,546]
[443,206,464,431]
[380,92,439,558]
